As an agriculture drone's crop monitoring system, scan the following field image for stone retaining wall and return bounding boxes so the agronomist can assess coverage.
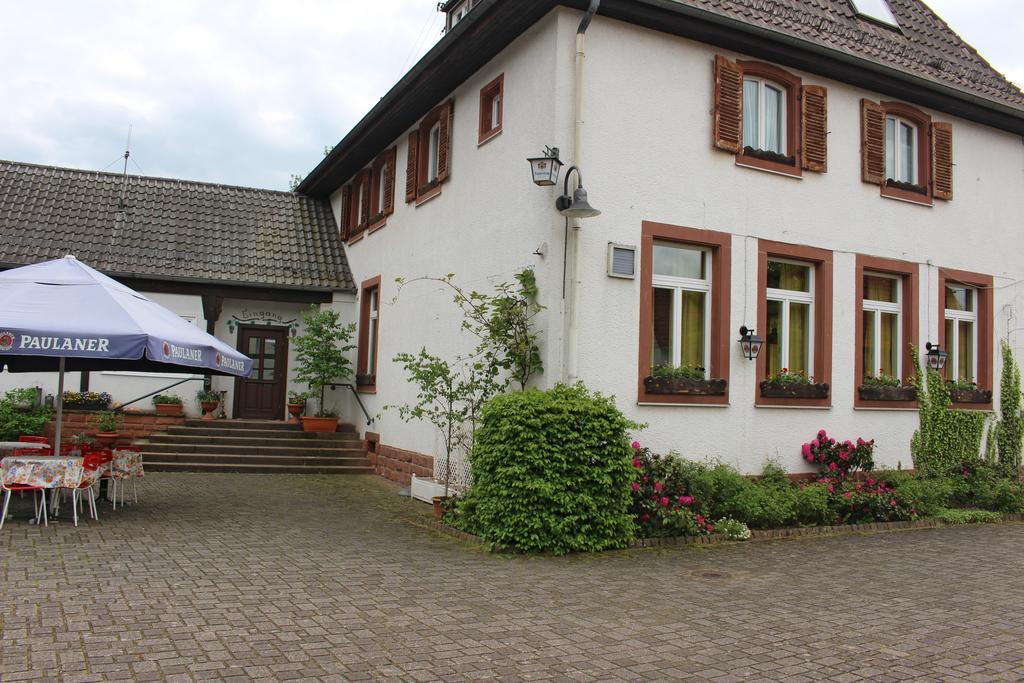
[369,443,433,486]
[44,410,185,447]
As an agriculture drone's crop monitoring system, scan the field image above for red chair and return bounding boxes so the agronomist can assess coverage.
[68,451,108,526]
[1,468,50,530]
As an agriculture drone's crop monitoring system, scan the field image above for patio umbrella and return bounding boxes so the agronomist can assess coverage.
[0,255,253,447]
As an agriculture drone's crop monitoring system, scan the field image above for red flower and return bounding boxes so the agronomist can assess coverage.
[654,481,663,493]
[660,496,670,507]
[843,492,852,499]
[678,495,693,506]
[640,513,650,522]
[631,482,641,492]
[631,441,641,449]
[632,458,642,468]
[705,523,714,532]
[696,514,705,525]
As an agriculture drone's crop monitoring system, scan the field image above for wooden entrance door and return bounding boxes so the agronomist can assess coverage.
[234,326,288,420]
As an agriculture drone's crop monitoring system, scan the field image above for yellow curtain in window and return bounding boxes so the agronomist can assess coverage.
[788,302,810,374]
[679,291,706,369]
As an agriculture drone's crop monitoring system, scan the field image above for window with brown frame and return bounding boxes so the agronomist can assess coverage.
[638,222,731,406]
[357,276,382,392]
[854,255,919,408]
[340,169,371,241]
[756,241,833,407]
[713,55,828,176]
[478,74,503,144]
[861,99,953,205]
[368,147,396,232]
[938,267,993,409]
[406,99,454,205]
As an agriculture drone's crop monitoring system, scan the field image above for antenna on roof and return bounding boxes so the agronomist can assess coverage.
[118,124,133,210]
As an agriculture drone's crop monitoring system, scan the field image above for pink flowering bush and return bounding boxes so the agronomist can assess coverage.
[831,477,918,524]
[801,429,875,481]
[630,442,712,537]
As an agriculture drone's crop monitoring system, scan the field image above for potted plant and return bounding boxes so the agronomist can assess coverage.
[286,390,309,425]
[152,393,185,416]
[760,368,829,399]
[946,378,993,404]
[196,389,221,421]
[858,371,917,401]
[292,306,356,432]
[91,410,121,447]
[643,363,727,396]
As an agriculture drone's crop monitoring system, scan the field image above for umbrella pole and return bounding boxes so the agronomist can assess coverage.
[54,357,65,451]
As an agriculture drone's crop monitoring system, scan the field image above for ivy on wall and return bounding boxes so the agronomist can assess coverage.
[995,340,1023,475]
[910,346,987,477]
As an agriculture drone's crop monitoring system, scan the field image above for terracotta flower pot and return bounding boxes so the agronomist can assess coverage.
[200,400,219,421]
[94,432,118,448]
[301,416,338,433]
[432,496,447,520]
[286,402,305,425]
[155,403,184,416]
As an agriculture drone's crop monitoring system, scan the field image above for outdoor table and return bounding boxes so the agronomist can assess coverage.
[1,454,85,525]
[0,441,50,452]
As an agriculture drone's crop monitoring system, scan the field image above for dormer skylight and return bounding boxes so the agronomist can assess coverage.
[849,0,900,29]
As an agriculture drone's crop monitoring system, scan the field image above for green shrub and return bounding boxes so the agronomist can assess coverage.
[830,479,918,524]
[152,394,183,405]
[630,447,711,537]
[793,483,836,526]
[936,508,1002,525]
[713,517,751,540]
[687,461,752,518]
[875,471,953,517]
[0,388,52,441]
[460,384,638,554]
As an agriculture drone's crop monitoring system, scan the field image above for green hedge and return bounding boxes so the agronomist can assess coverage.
[458,384,637,554]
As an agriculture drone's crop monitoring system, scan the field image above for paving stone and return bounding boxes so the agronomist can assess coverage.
[3,473,1024,680]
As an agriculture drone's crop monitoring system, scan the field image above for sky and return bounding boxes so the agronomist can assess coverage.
[0,1,1020,192]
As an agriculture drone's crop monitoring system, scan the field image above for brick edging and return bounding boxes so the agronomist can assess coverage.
[422,513,1024,553]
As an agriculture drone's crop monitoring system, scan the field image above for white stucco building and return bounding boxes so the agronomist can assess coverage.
[296,0,1024,480]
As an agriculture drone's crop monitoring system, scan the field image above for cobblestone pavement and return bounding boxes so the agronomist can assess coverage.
[3,473,1024,682]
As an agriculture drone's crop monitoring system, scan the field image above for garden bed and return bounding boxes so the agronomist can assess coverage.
[423,513,1024,553]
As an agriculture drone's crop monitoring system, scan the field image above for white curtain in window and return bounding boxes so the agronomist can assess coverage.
[743,79,759,149]
[764,86,782,154]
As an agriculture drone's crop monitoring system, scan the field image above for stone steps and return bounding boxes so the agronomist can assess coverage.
[141,419,371,475]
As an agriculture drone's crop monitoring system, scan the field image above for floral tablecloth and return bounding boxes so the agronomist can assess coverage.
[1,456,84,489]
[108,450,145,479]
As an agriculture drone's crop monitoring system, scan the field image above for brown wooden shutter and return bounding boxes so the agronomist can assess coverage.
[861,99,886,185]
[339,184,351,239]
[932,122,953,201]
[437,99,454,183]
[405,131,418,202]
[359,170,372,227]
[801,85,828,173]
[713,55,743,153]
[383,147,396,215]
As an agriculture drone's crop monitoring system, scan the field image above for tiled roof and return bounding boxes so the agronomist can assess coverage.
[0,160,353,292]
[681,0,1024,110]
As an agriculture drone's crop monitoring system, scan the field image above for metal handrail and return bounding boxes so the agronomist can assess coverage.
[327,382,374,425]
[116,376,204,411]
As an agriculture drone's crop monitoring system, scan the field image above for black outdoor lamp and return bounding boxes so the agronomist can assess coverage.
[556,166,601,218]
[738,326,763,360]
[526,146,563,187]
[925,342,948,370]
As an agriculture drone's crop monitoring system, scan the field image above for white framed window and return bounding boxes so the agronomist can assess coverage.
[742,77,786,154]
[650,242,711,376]
[885,116,917,184]
[765,259,814,378]
[862,273,902,380]
[944,284,978,383]
[427,122,441,183]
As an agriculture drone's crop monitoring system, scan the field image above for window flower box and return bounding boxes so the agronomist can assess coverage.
[759,380,829,399]
[949,387,992,404]
[643,376,727,396]
[857,385,917,401]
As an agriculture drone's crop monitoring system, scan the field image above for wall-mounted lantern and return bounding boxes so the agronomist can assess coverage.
[555,166,601,219]
[526,146,563,186]
[738,325,763,360]
[925,342,948,370]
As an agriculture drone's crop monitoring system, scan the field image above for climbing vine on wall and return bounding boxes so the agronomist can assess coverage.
[910,346,987,477]
[995,340,1023,476]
